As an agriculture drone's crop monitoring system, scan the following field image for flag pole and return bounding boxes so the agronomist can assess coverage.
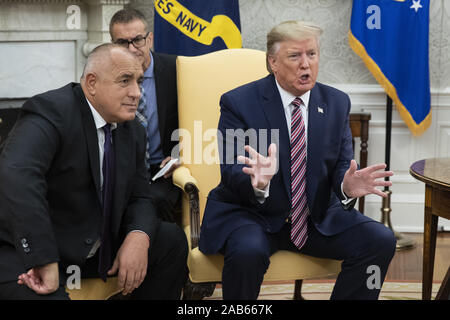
[380,95,415,250]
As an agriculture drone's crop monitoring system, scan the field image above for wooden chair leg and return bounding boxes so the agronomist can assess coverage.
[293,279,305,300]
[182,279,216,300]
[436,266,450,300]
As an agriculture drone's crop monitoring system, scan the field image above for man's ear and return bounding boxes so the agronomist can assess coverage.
[147,31,154,50]
[267,55,277,74]
[84,72,97,96]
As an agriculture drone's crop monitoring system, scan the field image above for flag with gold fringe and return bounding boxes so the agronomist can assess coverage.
[349,0,430,136]
[153,0,242,56]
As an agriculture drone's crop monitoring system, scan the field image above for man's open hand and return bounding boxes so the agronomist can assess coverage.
[342,160,394,198]
[237,143,278,190]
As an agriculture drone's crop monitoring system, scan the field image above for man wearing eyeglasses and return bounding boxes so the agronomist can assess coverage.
[109,8,181,224]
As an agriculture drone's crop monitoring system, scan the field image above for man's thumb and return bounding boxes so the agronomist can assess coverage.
[268,143,277,159]
[348,160,357,174]
[107,258,119,275]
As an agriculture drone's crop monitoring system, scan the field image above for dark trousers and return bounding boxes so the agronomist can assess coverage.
[221,218,396,300]
[0,222,188,300]
[149,164,181,223]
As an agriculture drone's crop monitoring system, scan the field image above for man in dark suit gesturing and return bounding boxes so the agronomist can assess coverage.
[0,44,187,299]
[109,9,181,223]
[199,21,396,300]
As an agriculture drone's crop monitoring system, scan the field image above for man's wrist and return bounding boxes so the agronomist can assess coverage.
[128,230,150,247]
[340,183,355,205]
[254,181,270,204]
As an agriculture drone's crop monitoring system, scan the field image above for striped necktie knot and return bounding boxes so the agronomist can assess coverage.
[292,97,302,109]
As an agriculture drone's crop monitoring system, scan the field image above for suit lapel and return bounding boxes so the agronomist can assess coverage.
[75,85,102,204]
[76,83,132,239]
[260,75,291,199]
[306,84,328,204]
[153,53,168,146]
[111,122,131,234]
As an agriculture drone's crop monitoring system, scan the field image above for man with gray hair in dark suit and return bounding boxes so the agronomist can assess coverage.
[0,43,187,300]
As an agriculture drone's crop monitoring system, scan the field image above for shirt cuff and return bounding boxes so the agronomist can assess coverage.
[254,182,270,204]
[341,183,355,205]
[128,230,150,243]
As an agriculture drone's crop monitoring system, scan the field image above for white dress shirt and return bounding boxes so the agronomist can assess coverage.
[85,99,117,257]
[85,99,148,258]
[86,99,118,188]
[253,80,310,202]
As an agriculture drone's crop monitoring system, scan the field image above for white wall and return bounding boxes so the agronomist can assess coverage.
[0,0,128,97]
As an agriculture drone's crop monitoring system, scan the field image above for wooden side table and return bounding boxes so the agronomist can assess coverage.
[410,158,450,300]
[349,113,371,214]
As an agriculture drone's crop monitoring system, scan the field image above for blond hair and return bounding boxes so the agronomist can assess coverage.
[266,21,323,73]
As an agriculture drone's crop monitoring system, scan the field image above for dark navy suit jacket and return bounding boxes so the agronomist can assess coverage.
[199,74,371,254]
[0,83,159,283]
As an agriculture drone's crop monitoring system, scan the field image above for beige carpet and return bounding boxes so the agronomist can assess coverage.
[205,281,441,300]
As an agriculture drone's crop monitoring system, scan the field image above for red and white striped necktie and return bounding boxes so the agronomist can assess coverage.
[290,97,309,250]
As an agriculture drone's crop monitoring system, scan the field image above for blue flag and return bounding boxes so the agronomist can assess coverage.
[154,0,242,56]
[349,0,430,136]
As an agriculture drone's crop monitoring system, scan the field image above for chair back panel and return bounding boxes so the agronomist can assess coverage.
[176,49,268,221]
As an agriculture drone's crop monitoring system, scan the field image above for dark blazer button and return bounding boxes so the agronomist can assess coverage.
[24,247,31,253]
[21,238,27,244]
[84,238,93,245]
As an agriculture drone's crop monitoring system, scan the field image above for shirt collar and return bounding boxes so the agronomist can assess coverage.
[144,51,154,79]
[85,98,117,131]
[274,78,311,111]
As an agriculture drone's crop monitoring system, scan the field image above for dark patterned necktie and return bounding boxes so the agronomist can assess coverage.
[98,124,115,281]
[136,85,151,169]
[290,97,309,250]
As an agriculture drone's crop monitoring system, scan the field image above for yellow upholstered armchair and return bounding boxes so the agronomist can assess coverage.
[173,49,341,300]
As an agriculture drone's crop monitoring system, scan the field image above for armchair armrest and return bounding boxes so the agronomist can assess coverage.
[173,166,198,190]
[172,166,201,249]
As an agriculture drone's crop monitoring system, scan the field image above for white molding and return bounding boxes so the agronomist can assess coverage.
[83,0,129,4]
[364,194,424,204]
[389,174,420,184]
[395,225,450,233]
[333,83,450,95]
[331,84,450,108]
[0,31,88,41]
[394,226,424,233]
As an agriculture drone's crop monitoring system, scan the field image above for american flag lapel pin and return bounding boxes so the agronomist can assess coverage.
[317,107,324,114]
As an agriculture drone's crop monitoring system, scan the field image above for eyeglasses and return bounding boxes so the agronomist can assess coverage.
[114,32,150,49]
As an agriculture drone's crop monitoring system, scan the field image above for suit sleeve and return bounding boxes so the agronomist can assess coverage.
[120,124,160,242]
[332,94,357,209]
[217,93,260,206]
[0,103,61,270]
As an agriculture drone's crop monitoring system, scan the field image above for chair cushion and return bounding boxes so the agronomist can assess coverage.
[188,247,342,283]
[66,277,122,300]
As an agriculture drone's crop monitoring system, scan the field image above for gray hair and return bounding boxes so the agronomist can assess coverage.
[266,21,323,73]
[81,43,134,80]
